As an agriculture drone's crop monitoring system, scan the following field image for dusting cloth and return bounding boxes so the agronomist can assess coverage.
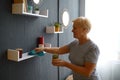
[28,50,45,56]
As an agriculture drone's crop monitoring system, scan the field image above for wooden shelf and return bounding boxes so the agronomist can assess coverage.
[7,49,35,62]
[46,26,64,33]
[12,3,48,18]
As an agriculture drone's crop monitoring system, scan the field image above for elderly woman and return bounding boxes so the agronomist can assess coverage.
[35,17,100,80]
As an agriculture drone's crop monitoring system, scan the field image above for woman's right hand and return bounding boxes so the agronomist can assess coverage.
[34,47,44,52]
[52,59,68,67]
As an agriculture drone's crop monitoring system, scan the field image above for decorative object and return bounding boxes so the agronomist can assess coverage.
[62,9,70,29]
[33,0,40,4]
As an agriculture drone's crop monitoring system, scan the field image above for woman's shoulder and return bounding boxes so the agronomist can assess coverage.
[89,40,100,52]
[66,39,78,48]
[70,39,79,45]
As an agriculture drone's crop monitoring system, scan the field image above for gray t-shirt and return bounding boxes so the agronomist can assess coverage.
[67,39,100,80]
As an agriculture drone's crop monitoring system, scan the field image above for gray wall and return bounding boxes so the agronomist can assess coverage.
[0,0,84,80]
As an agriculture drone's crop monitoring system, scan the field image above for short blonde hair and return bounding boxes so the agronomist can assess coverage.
[72,17,91,32]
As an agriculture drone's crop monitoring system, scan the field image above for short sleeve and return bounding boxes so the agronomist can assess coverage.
[66,40,77,49]
[85,46,100,64]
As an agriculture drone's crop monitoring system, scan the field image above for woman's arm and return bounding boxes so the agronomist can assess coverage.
[65,62,96,77]
[35,45,70,55]
[52,59,96,77]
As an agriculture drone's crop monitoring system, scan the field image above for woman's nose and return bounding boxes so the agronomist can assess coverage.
[72,29,74,32]
[72,29,73,32]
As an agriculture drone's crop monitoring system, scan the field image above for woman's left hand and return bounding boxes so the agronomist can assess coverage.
[52,59,67,67]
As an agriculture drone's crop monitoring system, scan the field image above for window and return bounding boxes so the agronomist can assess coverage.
[85,0,120,62]
[85,1,120,79]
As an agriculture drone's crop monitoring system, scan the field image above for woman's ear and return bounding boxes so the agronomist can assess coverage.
[85,28,90,33]
[83,28,88,33]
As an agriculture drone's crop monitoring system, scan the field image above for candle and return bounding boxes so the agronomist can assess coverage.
[38,36,44,44]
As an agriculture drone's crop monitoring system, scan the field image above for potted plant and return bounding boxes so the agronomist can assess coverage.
[52,54,59,59]
[34,6,40,14]
[54,22,61,32]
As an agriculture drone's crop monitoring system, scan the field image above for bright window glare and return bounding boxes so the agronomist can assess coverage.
[85,0,120,64]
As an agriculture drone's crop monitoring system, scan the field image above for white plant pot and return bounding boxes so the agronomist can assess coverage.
[35,11,40,14]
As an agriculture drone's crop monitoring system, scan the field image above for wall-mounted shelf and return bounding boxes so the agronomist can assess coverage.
[7,49,35,62]
[12,3,48,18]
[46,26,64,33]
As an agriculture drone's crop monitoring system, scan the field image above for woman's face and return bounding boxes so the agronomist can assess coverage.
[72,22,85,39]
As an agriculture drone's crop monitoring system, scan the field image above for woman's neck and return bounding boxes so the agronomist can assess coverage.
[78,36,90,45]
